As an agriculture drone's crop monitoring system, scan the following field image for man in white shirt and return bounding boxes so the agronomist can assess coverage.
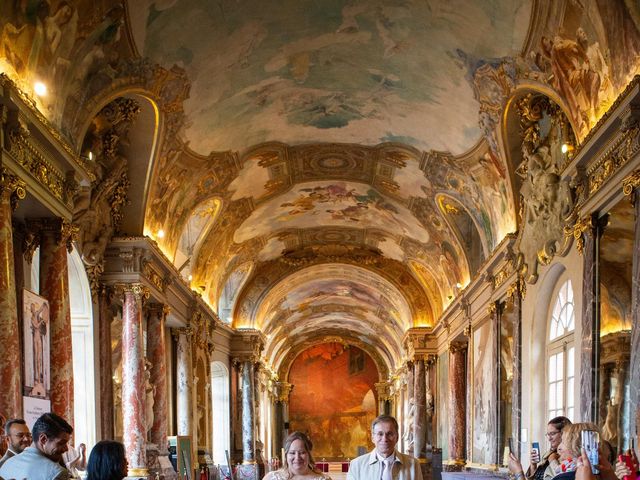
[0,419,32,467]
[347,414,423,480]
[0,412,72,480]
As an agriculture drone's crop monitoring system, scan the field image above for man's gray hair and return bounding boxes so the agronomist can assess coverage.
[371,414,399,433]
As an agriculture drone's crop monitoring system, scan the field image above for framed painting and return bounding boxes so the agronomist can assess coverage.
[177,435,192,480]
[23,289,50,398]
[471,317,498,467]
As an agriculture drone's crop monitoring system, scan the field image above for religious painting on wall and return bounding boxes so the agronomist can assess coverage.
[437,350,449,460]
[471,318,497,466]
[288,342,378,460]
[23,289,50,398]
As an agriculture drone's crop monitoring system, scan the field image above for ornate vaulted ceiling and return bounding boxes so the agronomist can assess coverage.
[131,0,529,373]
[3,0,638,375]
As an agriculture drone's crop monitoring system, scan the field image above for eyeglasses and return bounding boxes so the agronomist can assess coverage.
[545,431,561,438]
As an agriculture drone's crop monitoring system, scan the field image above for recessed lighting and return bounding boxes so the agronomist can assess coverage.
[157,229,165,238]
[34,82,47,96]
[188,274,193,281]
[456,282,462,289]
[88,151,93,161]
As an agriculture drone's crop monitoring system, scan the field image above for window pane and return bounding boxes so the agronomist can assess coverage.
[567,378,574,410]
[568,347,575,376]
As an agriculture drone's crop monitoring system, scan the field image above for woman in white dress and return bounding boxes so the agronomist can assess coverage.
[263,431,331,480]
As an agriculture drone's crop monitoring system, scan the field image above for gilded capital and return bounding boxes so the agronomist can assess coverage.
[565,214,595,256]
[0,168,26,211]
[276,382,293,402]
[26,218,79,252]
[114,282,150,302]
[448,341,466,354]
[622,169,640,202]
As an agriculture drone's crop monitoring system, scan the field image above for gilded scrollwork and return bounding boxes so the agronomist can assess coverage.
[0,167,27,211]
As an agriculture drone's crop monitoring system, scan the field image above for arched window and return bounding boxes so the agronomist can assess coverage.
[547,279,575,420]
[211,361,230,465]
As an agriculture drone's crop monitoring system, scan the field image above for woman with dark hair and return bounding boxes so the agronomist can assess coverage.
[86,440,128,480]
[508,416,572,480]
[263,431,331,479]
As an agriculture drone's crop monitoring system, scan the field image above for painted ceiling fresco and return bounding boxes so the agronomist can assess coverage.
[132,0,532,153]
[2,0,639,378]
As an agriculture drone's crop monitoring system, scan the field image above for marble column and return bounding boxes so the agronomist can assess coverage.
[241,360,256,464]
[426,355,437,447]
[0,169,25,419]
[414,358,427,459]
[120,284,148,478]
[448,342,466,464]
[36,218,75,424]
[579,215,603,422]
[509,294,523,459]
[174,328,193,436]
[623,171,640,443]
[98,286,115,439]
[147,304,170,450]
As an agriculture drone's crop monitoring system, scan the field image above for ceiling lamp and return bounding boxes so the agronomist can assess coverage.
[34,81,47,96]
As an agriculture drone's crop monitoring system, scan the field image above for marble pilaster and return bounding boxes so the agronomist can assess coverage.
[624,172,640,441]
[579,216,600,422]
[0,169,25,419]
[120,284,149,478]
[35,218,75,424]
[98,286,115,439]
[414,358,427,459]
[174,328,193,436]
[147,304,170,450]
[448,342,466,463]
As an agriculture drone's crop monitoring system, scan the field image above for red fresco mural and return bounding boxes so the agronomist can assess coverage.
[289,342,379,460]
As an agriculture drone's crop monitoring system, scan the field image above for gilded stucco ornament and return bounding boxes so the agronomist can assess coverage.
[515,94,577,283]
[622,168,640,204]
[0,167,27,211]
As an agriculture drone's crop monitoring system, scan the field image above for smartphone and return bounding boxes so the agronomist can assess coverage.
[619,455,635,480]
[532,442,541,463]
[582,430,600,474]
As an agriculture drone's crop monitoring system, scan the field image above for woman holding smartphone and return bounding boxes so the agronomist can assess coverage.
[530,416,573,480]
[508,416,571,480]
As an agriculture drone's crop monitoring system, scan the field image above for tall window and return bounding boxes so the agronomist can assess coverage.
[547,280,575,420]
[211,361,230,465]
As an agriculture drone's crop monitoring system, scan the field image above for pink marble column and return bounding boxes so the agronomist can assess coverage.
[99,286,115,439]
[448,342,466,464]
[0,169,25,419]
[37,218,75,424]
[120,284,148,477]
[147,304,169,450]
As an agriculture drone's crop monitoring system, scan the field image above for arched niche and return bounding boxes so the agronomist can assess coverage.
[436,194,487,279]
[76,91,160,237]
[174,197,223,277]
[501,87,577,231]
[217,262,253,323]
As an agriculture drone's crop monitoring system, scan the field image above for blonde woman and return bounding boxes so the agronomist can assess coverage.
[263,431,331,480]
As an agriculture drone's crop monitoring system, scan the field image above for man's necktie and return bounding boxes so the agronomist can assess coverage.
[382,458,393,480]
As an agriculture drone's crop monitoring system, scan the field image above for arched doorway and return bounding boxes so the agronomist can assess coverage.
[211,361,231,465]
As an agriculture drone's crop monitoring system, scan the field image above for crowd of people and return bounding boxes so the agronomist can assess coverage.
[506,417,639,480]
[0,412,126,480]
[0,411,638,480]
